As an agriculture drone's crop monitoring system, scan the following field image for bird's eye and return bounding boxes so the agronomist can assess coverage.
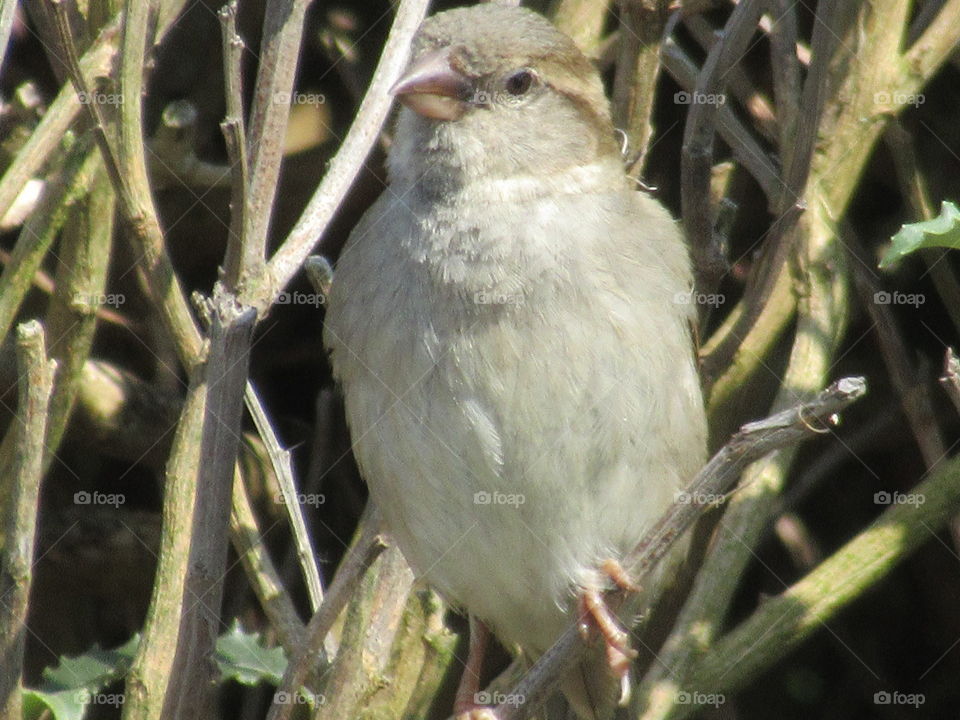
[504,69,536,96]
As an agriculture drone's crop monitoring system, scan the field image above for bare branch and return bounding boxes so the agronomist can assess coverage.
[219,0,250,288]
[246,382,326,613]
[242,0,310,287]
[164,291,256,716]
[659,39,780,201]
[0,321,57,719]
[680,0,764,291]
[844,223,946,468]
[264,0,431,304]
[611,0,671,177]
[699,1,852,385]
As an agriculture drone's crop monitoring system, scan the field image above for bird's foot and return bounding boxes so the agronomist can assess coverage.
[577,558,641,701]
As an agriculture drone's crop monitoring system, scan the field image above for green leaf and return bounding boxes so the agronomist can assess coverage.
[21,626,287,719]
[879,201,960,268]
[21,635,138,720]
[39,635,139,690]
[215,622,287,686]
[21,688,87,720]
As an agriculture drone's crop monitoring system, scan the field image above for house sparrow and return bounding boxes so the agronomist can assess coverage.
[323,4,706,718]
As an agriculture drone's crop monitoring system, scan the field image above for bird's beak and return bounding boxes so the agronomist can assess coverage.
[391,47,471,121]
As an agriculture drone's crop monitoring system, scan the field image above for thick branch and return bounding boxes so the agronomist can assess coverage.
[0,322,57,719]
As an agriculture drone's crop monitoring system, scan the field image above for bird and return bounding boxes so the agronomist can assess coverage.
[323,4,707,718]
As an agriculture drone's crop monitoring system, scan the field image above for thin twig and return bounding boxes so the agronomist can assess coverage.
[115,0,204,362]
[765,0,801,158]
[680,0,764,292]
[844,222,946,468]
[627,377,865,579]
[905,0,960,79]
[0,0,17,79]
[242,0,310,289]
[682,13,777,143]
[40,0,204,368]
[0,245,129,330]
[246,382,326,613]
[264,0,431,305]
[47,0,129,209]
[0,139,101,341]
[39,158,116,475]
[778,0,846,202]
[659,38,780,201]
[218,0,250,288]
[189,295,326,614]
